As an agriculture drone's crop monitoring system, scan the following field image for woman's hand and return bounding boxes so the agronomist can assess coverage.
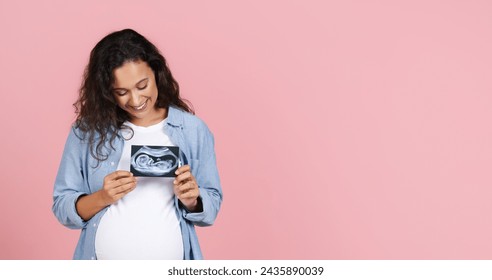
[76,170,136,221]
[174,165,201,212]
[99,170,137,206]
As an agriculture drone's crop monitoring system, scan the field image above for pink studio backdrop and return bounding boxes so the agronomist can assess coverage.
[0,0,491,259]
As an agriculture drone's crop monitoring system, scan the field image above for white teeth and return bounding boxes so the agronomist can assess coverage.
[133,101,146,110]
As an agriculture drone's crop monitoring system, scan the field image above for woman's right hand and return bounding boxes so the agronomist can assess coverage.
[76,170,137,221]
[99,171,137,206]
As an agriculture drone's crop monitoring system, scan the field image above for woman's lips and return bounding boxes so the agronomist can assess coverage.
[128,99,148,111]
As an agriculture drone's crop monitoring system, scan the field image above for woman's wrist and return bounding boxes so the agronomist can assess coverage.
[181,197,203,213]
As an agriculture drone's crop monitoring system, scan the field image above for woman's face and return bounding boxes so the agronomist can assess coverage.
[112,60,163,126]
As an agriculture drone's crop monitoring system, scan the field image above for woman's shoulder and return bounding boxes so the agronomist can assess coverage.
[68,122,106,143]
[68,123,87,140]
[58,124,90,155]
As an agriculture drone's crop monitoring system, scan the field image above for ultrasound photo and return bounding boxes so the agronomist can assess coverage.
[130,145,180,177]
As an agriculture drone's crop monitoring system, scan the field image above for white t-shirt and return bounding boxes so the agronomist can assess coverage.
[95,119,183,259]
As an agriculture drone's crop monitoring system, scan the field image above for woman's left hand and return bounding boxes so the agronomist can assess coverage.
[173,165,201,212]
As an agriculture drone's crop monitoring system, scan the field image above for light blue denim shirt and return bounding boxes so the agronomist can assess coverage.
[52,106,223,260]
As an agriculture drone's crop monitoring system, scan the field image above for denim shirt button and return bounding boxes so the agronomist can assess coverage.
[93,223,97,227]
[91,256,95,260]
[110,162,115,166]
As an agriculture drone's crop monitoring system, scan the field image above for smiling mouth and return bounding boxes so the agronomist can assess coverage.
[129,99,148,111]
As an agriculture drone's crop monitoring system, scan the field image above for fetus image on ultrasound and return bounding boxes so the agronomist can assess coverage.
[130,145,180,177]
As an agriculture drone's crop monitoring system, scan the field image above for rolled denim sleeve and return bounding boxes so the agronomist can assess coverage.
[182,123,223,227]
[52,127,88,229]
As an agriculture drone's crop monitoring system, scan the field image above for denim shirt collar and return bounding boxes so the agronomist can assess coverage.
[166,106,185,128]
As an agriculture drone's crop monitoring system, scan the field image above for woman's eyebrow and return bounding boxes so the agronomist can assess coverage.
[136,78,149,87]
[113,78,149,90]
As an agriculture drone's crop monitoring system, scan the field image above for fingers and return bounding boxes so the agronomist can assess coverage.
[175,165,191,176]
[110,177,137,194]
[173,165,199,199]
[174,181,200,200]
[100,170,137,205]
[174,172,198,198]
[114,176,137,187]
[112,183,136,200]
[104,170,133,183]
[175,180,196,194]
[104,171,136,190]
[174,171,193,185]
[174,179,200,211]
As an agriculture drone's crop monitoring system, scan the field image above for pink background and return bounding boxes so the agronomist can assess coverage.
[1,0,491,259]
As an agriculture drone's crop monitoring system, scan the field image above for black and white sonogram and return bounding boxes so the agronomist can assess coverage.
[130,145,180,177]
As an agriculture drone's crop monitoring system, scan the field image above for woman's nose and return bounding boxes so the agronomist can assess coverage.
[130,91,141,105]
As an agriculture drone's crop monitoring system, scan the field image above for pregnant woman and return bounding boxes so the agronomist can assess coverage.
[52,29,223,260]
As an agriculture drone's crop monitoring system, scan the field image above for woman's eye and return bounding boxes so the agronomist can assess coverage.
[115,90,127,96]
[137,84,148,90]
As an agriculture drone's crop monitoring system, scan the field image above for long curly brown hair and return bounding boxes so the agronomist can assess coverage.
[73,28,193,162]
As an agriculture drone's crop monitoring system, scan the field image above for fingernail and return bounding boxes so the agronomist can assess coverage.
[173,180,177,184]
